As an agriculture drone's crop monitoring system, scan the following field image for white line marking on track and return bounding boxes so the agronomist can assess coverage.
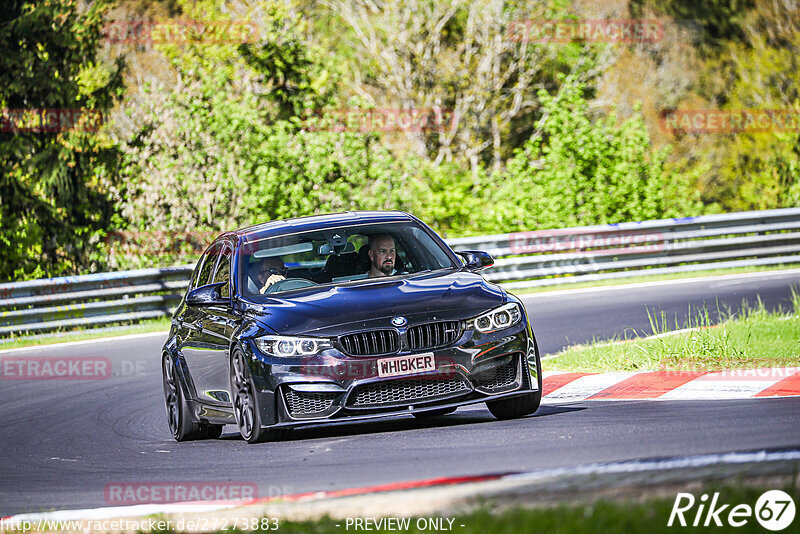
[0,331,169,354]
[658,380,778,400]
[505,449,800,482]
[658,368,800,400]
[519,268,800,299]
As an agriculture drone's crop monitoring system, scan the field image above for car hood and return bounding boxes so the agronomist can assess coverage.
[244,270,505,335]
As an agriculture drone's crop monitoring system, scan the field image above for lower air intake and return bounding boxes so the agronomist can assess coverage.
[285,389,338,417]
[347,375,471,408]
[472,356,520,392]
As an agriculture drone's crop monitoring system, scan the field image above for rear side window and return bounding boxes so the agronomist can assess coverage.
[196,243,222,288]
[213,246,233,298]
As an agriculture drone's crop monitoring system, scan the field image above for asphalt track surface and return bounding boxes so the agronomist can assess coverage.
[1,270,799,516]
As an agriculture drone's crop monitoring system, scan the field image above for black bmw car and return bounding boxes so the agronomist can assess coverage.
[162,211,542,443]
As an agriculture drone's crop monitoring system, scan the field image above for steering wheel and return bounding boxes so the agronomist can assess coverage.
[261,278,318,294]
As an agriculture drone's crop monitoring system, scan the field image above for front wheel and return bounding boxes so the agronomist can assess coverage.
[486,345,543,420]
[486,390,541,420]
[230,349,285,444]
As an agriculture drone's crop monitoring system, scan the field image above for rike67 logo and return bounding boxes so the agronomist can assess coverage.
[668,490,796,531]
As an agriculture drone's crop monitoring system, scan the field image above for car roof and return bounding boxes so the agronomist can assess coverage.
[233,210,418,243]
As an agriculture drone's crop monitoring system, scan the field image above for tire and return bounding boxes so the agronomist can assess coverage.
[230,349,283,444]
[412,407,457,418]
[162,353,208,441]
[486,390,541,420]
[486,344,543,420]
[202,424,224,439]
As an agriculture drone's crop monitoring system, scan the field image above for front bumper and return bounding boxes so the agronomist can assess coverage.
[241,320,539,429]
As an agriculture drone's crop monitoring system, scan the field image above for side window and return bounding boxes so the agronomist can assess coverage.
[189,260,204,289]
[213,246,232,298]
[196,243,222,288]
[395,241,412,271]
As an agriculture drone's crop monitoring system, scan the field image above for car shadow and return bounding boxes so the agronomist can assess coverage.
[219,403,587,442]
[532,404,587,416]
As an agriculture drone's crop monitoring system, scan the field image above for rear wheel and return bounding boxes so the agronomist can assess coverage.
[162,353,216,441]
[230,349,284,443]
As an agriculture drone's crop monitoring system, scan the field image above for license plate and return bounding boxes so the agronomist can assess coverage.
[377,353,435,378]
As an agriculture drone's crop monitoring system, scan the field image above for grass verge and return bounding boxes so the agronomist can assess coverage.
[511,264,800,294]
[196,482,799,534]
[0,317,171,350]
[543,289,800,373]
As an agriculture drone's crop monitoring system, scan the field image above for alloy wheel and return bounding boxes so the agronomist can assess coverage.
[231,351,255,440]
[162,354,180,437]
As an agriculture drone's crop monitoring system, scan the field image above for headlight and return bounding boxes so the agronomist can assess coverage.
[254,335,332,357]
[469,303,523,333]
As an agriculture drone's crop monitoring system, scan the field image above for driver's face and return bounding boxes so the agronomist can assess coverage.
[255,258,284,284]
[369,236,396,276]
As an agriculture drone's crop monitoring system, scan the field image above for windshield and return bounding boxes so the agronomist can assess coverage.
[238,222,458,297]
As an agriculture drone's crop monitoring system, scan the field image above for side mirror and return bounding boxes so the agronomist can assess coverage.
[186,282,229,307]
[456,250,494,272]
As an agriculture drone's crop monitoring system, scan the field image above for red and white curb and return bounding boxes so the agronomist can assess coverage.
[542,367,800,401]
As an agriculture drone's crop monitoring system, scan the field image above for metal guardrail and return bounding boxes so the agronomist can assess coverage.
[0,266,192,336]
[1,208,799,336]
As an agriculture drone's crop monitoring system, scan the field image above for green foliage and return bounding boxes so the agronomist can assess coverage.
[9,0,799,280]
[117,2,707,266]
[484,75,702,232]
[115,13,268,267]
[0,0,125,282]
[630,0,755,46]
[116,1,427,267]
[697,3,800,211]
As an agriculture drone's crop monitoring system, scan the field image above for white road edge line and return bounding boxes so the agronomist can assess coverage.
[0,331,169,354]
[504,449,800,482]
[518,268,800,299]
